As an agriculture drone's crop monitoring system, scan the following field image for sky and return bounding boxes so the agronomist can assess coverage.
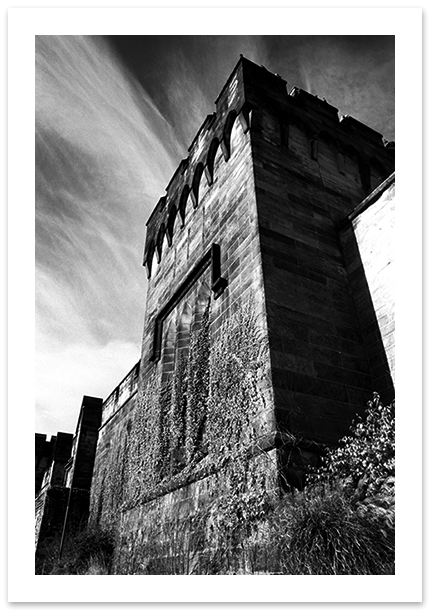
[35,35,395,438]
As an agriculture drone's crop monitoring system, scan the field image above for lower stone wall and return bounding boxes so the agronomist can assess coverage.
[35,490,47,550]
[103,448,280,575]
[35,487,91,573]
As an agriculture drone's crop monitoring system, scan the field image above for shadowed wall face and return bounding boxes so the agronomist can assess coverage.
[242,59,394,445]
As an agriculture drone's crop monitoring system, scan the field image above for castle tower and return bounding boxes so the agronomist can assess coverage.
[89,57,394,572]
[140,55,394,451]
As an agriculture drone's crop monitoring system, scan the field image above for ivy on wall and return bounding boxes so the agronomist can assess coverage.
[91,299,272,523]
[185,305,211,463]
[86,301,394,575]
[86,298,286,575]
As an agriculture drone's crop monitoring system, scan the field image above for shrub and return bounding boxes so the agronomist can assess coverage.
[273,486,394,575]
[312,393,395,501]
[36,525,114,575]
[271,393,395,575]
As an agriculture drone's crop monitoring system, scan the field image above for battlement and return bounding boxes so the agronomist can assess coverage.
[289,86,339,120]
[101,361,140,427]
[142,56,394,277]
[35,431,74,495]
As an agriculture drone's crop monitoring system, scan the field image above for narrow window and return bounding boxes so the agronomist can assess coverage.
[310,138,318,160]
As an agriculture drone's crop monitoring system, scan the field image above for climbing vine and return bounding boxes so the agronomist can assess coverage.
[185,305,211,463]
[91,298,278,572]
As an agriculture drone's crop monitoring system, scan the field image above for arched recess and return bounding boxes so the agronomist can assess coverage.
[161,317,176,385]
[221,109,238,161]
[191,281,211,334]
[204,137,219,186]
[166,205,178,246]
[176,301,192,362]
[156,224,166,263]
[178,185,190,227]
[144,240,156,279]
[190,163,204,208]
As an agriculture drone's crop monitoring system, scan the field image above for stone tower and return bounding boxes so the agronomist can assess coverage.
[87,56,394,572]
[141,55,394,441]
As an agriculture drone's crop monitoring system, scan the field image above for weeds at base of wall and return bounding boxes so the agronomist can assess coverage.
[35,525,114,575]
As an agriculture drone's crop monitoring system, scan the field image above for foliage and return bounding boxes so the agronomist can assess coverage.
[185,305,211,463]
[84,292,394,575]
[36,525,114,575]
[311,393,395,501]
[272,393,395,575]
[271,485,394,575]
[207,302,270,460]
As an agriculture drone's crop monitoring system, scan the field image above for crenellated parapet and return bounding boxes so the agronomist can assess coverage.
[143,66,253,277]
[143,56,394,276]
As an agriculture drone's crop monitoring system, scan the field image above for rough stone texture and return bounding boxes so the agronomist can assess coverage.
[35,396,102,559]
[63,396,103,490]
[112,449,279,575]
[90,362,140,523]
[35,433,55,495]
[244,62,394,445]
[35,487,90,557]
[35,432,73,496]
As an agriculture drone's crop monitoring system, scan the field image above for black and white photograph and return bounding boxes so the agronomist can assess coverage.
[7,5,422,603]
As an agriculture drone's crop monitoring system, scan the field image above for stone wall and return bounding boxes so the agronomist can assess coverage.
[245,63,393,445]
[35,487,90,570]
[35,397,103,563]
[110,449,280,575]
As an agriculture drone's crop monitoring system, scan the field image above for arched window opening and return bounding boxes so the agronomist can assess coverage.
[213,138,225,177]
[191,163,204,208]
[161,318,176,386]
[166,205,178,246]
[145,240,156,279]
[221,110,238,161]
[191,281,211,335]
[205,137,219,186]
[176,301,192,362]
[156,224,166,263]
[178,185,190,227]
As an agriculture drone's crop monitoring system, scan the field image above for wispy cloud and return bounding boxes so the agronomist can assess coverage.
[36,35,184,435]
[292,36,395,139]
[36,34,394,437]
